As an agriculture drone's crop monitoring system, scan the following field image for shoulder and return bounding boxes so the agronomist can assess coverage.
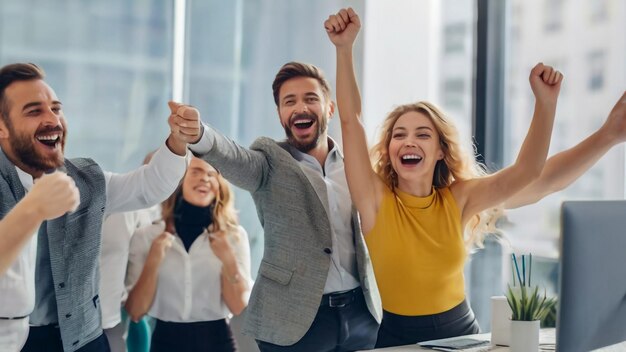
[130,221,165,248]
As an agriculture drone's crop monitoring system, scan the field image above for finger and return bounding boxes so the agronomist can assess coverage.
[338,9,350,24]
[329,16,342,32]
[324,18,333,32]
[347,8,361,27]
[336,14,347,31]
[177,126,201,136]
[551,71,562,85]
[168,101,183,114]
[540,66,553,83]
[548,68,558,84]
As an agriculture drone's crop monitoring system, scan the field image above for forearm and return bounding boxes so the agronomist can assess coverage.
[506,129,614,208]
[190,124,266,192]
[0,198,45,275]
[220,260,249,316]
[125,256,161,322]
[105,143,188,214]
[513,102,557,179]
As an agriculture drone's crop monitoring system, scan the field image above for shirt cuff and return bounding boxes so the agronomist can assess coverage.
[188,123,215,155]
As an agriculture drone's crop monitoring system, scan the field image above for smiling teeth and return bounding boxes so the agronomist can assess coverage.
[402,155,422,160]
[37,134,60,141]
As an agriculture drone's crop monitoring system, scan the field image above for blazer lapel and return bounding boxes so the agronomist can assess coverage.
[0,147,26,201]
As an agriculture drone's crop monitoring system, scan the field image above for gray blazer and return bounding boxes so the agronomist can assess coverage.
[195,128,382,346]
[0,149,106,352]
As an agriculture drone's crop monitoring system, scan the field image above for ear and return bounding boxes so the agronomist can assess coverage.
[328,100,335,119]
[437,151,444,160]
[0,119,9,139]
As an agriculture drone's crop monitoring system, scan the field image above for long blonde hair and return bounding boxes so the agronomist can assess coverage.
[161,168,239,238]
[370,101,502,247]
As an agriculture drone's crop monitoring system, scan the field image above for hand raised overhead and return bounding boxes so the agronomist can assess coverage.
[325,7,361,49]
[529,63,563,105]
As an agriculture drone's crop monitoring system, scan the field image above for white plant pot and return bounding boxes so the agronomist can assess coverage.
[510,320,540,352]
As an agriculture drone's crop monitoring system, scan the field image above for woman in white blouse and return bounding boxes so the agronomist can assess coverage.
[125,157,252,352]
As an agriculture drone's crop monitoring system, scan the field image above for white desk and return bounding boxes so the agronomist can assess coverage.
[369,329,626,351]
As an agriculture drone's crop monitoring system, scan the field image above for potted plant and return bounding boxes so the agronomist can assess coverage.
[505,254,556,352]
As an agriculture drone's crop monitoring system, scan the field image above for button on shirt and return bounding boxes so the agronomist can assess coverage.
[126,222,252,322]
[0,143,188,324]
[286,140,360,294]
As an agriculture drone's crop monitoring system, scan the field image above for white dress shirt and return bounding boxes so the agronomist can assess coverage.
[99,206,160,329]
[126,221,252,322]
[0,142,188,322]
[287,142,360,294]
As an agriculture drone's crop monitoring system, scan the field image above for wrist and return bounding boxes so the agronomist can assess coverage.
[166,134,187,156]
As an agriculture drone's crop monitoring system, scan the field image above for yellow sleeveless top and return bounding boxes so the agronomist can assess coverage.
[365,185,466,316]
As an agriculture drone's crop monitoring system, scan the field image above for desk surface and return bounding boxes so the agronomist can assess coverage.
[369,329,626,351]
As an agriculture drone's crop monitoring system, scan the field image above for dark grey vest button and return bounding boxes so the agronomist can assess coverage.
[65,313,72,318]
[58,282,65,288]
[324,247,332,254]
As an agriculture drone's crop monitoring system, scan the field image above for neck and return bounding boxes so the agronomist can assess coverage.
[306,135,331,167]
[397,177,434,197]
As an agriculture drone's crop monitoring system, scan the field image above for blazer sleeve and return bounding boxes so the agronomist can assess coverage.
[189,123,269,193]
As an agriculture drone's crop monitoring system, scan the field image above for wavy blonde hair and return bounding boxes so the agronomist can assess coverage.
[370,101,502,247]
[161,166,239,240]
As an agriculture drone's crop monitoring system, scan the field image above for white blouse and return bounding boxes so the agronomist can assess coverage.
[126,221,252,322]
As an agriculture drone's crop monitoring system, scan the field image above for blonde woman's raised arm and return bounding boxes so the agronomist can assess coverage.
[457,63,562,224]
[505,91,626,209]
[325,8,383,233]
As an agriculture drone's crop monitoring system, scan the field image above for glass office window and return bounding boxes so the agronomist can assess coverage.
[0,0,175,172]
[503,0,626,288]
[185,0,366,276]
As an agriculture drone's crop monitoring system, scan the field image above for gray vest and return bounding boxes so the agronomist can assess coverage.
[0,149,107,351]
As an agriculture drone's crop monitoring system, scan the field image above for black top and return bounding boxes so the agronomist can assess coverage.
[174,195,214,252]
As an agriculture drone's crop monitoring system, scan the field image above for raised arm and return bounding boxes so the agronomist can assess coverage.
[0,172,79,274]
[506,91,626,208]
[456,63,562,224]
[172,102,269,193]
[326,8,383,233]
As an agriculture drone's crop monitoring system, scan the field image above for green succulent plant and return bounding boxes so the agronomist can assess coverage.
[505,284,557,321]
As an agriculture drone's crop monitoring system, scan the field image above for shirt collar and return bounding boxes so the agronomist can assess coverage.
[15,166,34,192]
[286,136,343,164]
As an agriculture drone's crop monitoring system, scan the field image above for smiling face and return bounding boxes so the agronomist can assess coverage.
[0,79,66,176]
[181,157,220,207]
[277,76,334,153]
[388,111,444,190]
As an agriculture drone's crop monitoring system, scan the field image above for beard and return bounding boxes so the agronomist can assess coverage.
[283,112,327,153]
[9,124,65,171]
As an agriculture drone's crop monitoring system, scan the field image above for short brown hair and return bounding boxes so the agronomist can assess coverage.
[0,63,45,124]
[272,62,332,106]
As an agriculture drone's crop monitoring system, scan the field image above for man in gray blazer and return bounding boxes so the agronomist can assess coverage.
[183,61,382,351]
[0,63,198,351]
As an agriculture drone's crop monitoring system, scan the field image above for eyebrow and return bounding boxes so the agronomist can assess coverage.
[21,100,63,112]
[281,92,320,103]
[393,126,434,132]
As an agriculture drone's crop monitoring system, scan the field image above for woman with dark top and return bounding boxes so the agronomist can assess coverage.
[126,156,251,352]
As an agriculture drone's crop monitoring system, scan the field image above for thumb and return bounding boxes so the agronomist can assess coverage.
[168,101,183,114]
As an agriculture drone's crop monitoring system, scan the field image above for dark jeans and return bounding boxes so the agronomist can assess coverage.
[376,299,481,348]
[257,287,379,352]
[22,325,110,352]
[150,319,237,352]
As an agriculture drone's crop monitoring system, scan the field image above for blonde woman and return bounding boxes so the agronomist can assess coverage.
[326,8,562,347]
[126,157,251,352]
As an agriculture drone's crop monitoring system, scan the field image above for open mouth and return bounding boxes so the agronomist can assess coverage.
[400,154,423,165]
[292,118,315,130]
[36,133,62,148]
[194,185,211,195]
